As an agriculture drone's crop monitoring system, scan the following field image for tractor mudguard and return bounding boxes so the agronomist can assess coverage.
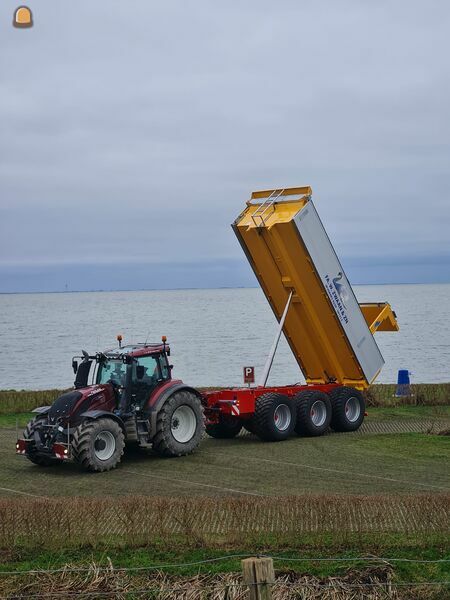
[32,406,51,415]
[79,410,125,431]
[147,383,203,439]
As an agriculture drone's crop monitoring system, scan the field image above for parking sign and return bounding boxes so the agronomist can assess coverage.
[243,366,255,384]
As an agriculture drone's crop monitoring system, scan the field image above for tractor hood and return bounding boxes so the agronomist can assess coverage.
[47,384,116,425]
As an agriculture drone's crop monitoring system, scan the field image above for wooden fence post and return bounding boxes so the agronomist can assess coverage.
[241,557,275,600]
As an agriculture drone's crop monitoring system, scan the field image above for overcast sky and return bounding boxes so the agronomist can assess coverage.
[1,1,449,292]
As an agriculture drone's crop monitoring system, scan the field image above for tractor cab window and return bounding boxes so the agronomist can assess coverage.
[97,360,127,387]
[131,354,163,407]
[132,355,160,385]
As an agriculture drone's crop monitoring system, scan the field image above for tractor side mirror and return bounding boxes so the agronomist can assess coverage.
[72,360,78,374]
[136,365,145,380]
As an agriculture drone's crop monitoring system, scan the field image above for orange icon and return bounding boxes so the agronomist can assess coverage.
[13,6,33,28]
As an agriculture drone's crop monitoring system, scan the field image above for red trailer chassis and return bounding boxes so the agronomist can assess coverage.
[203,383,341,423]
[202,382,366,441]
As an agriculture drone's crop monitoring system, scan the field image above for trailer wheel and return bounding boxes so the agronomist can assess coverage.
[71,418,125,472]
[153,390,204,457]
[206,415,242,439]
[294,390,331,436]
[329,386,365,432]
[243,419,257,435]
[253,392,296,441]
[23,416,59,467]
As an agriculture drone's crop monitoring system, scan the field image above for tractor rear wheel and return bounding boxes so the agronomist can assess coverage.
[206,415,242,439]
[252,392,296,441]
[23,416,59,467]
[329,386,365,432]
[153,390,204,457]
[294,390,331,436]
[71,418,125,472]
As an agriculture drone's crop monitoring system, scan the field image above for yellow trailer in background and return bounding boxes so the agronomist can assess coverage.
[232,187,398,391]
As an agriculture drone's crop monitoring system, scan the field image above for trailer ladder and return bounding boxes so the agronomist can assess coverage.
[251,189,285,228]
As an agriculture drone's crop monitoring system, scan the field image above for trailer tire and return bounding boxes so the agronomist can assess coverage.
[329,386,365,432]
[294,390,331,436]
[243,419,257,435]
[206,415,242,439]
[253,392,296,442]
[153,390,204,457]
[23,417,59,467]
[71,418,125,472]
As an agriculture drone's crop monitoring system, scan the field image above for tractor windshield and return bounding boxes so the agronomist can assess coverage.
[97,360,127,387]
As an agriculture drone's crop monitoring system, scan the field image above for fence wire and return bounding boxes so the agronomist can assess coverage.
[1,554,449,577]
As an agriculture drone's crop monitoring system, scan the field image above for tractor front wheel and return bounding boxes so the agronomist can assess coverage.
[72,418,125,472]
[206,415,242,439]
[153,390,204,457]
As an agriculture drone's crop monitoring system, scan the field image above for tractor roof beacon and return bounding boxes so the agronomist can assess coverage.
[16,335,205,472]
[16,185,399,471]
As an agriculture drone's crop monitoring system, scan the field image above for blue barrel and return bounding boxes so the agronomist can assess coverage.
[396,370,411,397]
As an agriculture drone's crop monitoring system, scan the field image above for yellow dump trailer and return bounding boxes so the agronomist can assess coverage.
[233,187,398,391]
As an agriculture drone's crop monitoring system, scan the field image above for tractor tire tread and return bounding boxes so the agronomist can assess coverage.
[152,390,204,457]
[71,418,124,472]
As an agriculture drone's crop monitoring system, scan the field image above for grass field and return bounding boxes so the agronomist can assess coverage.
[2,414,449,499]
[1,401,449,596]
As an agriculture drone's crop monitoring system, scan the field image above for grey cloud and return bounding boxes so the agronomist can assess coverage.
[0,0,449,289]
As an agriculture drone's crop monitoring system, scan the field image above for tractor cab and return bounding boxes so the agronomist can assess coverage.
[72,337,172,412]
[98,344,172,411]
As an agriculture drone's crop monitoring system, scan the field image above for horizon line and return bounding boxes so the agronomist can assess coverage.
[1,281,449,295]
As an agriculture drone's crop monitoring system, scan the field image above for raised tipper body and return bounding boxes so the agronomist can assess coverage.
[233,186,398,390]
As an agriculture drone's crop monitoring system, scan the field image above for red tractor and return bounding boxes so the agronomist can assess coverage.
[16,337,204,472]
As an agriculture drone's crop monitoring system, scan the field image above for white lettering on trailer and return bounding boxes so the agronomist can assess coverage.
[293,200,384,383]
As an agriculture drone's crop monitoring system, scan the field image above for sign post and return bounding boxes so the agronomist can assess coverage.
[243,366,255,386]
